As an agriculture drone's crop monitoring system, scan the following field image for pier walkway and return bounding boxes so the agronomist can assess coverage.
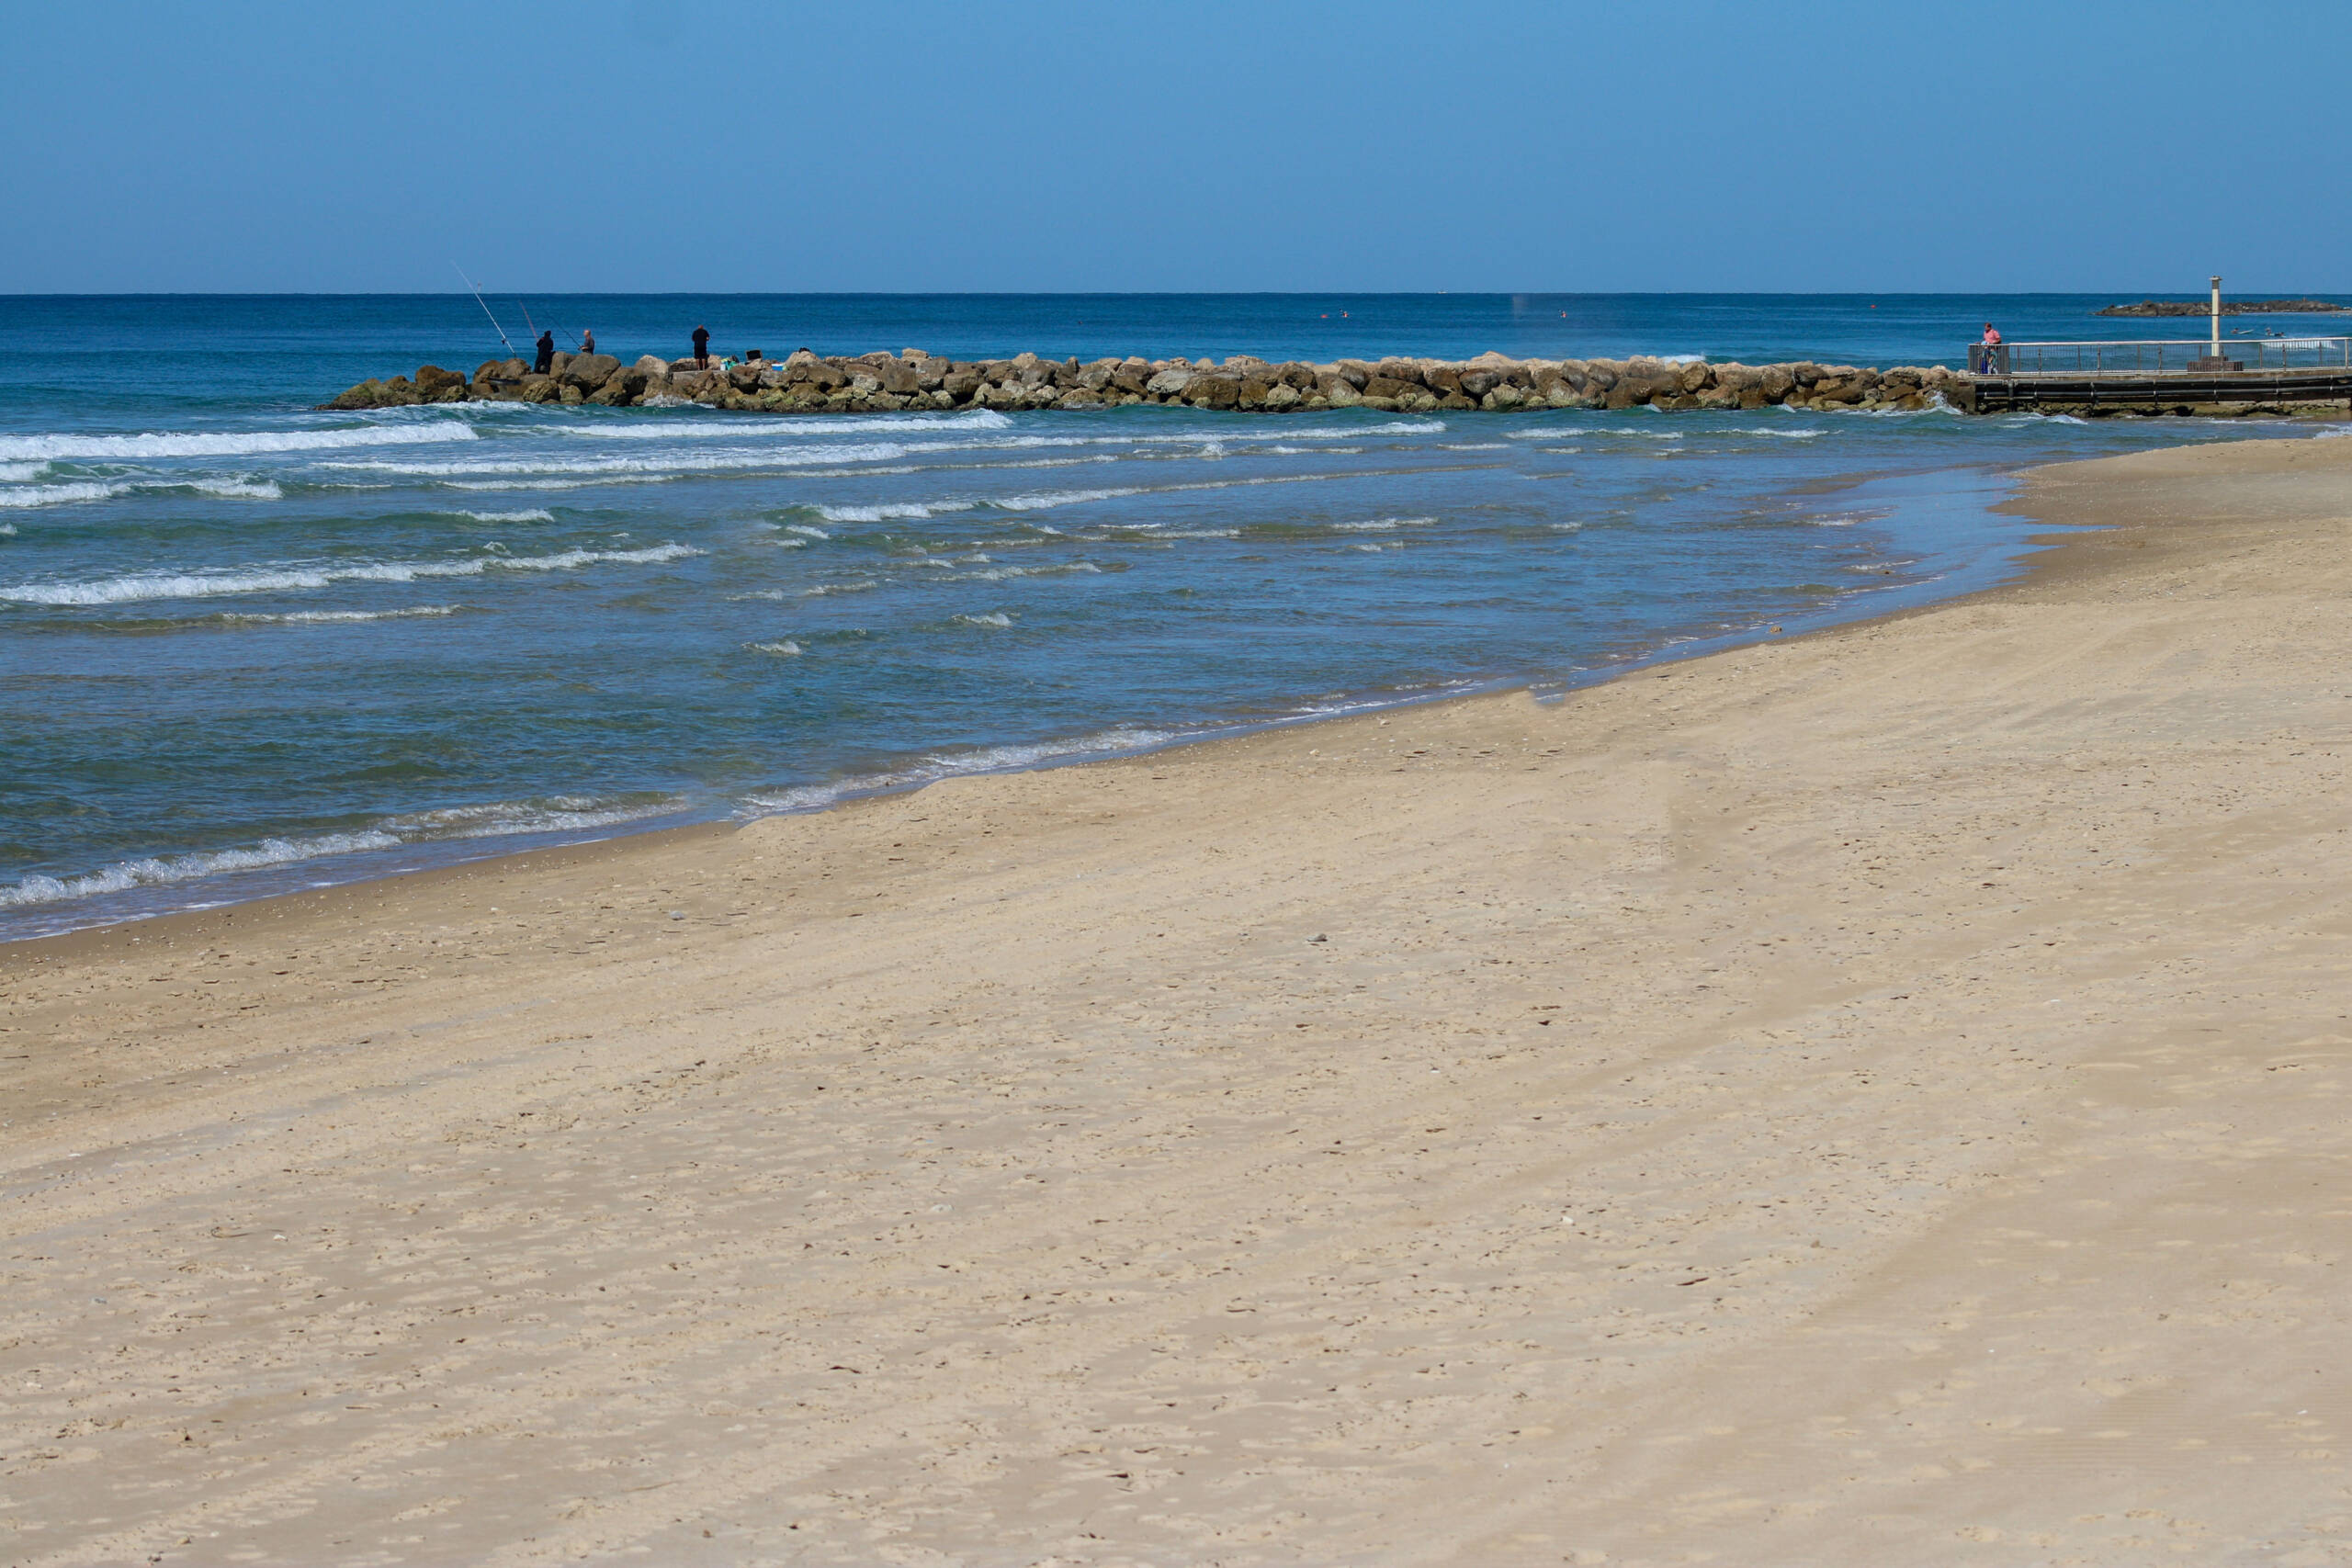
[1962,335,2352,414]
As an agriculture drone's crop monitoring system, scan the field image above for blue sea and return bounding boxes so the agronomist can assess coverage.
[3,292,2345,940]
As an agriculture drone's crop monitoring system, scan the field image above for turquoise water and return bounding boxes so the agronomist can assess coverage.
[2,294,2339,938]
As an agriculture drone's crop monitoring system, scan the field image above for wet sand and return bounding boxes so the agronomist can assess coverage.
[6,434,2352,1565]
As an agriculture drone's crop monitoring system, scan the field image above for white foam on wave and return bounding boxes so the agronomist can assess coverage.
[0,480,122,509]
[748,639,802,656]
[0,788,684,910]
[333,440,926,480]
[1735,427,1825,439]
[323,416,1443,493]
[442,477,660,492]
[0,476,284,509]
[784,523,832,538]
[2,543,698,606]
[1438,443,1508,451]
[0,462,42,482]
[0,422,476,463]
[800,580,876,597]
[0,829,407,908]
[0,524,15,536]
[814,500,978,523]
[956,612,1012,627]
[1332,515,1438,532]
[740,723,1181,816]
[993,486,1148,513]
[564,409,1014,442]
[219,605,465,625]
[456,508,555,523]
[967,561,1102,581]
[383,795,685,841]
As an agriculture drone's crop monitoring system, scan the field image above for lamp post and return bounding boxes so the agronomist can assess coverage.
[2211,275,2222,362]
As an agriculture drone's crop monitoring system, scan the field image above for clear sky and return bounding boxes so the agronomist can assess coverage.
[6,1,2347,295]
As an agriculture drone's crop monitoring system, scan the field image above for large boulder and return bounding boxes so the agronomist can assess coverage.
[324,378,393,410]
[560,353,620,390]
[1185,377,1241,409]
[415,364,465,395]
[1362,375,1419,400]
[1146,367,1195,397]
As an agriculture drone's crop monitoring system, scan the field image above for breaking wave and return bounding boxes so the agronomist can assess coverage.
[218,605,466,625]
[2,543,699,606]
[0,423,476,462]
[0,477,283,509]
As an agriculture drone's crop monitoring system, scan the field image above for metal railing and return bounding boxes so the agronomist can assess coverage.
[1968,336,2352,376]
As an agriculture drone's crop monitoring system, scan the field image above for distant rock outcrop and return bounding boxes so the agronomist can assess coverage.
[2095,299,2346,317]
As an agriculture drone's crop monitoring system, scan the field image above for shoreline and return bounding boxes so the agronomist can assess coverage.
[2,460,2041,947]
[11,433,2352,1562]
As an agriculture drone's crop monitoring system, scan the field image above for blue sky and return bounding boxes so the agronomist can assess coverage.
[6,2,2347,294]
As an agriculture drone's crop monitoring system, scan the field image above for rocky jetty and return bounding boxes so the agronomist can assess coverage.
[2095,298,2346,317]
[324,349,1967,416]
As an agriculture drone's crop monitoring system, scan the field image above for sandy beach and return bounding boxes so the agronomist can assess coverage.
[6,433,2352,1565]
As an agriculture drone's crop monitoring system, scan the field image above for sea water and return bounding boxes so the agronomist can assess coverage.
[2,293,2342,938]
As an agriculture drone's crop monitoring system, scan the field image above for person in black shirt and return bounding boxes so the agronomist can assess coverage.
[533,331,555,375]
[692,325,710,368]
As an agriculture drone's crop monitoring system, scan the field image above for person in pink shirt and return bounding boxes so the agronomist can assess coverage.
[1974,322,2005,373]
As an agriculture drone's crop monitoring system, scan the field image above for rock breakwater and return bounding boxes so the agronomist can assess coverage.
[326,349,1965,415]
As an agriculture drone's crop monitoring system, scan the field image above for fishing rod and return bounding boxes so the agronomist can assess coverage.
[452,264,515,355]
[515,300,583,352]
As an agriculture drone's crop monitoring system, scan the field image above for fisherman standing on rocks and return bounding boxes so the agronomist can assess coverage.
[692,325,711,369]
[581,328,595,355]
[533,330,555,375]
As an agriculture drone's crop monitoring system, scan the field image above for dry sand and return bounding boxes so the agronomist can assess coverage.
[6,434,2352,1566]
